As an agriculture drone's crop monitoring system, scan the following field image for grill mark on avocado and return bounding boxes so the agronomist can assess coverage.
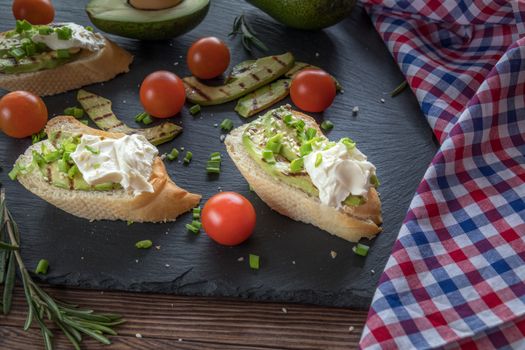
[218,88,230,96]
[84,102,111,111]
[239,82,246,88]
[46,166,52,184]
[51,131,62,147]
[69,177,74,190]
[78,94,97,101]
[112,121,125,128]
[250,73,261,81]
[266,68,273,74]
[93,112,114,121]
[184,80,211,101]
[272,56,287,66]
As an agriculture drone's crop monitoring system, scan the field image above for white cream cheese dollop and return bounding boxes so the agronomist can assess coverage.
[71,134,158,196]
[303,141,376,209]
[32,23,105,51]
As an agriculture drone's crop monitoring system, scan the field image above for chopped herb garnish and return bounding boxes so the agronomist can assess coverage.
[35,259,49,275]
[134,111,149,123]
[142,114,153,125]
[220,118,234,132]
[9,47,26,60]
[265,133,282,153]
[79,119,89,125]
[230,15,268,53]
[31,130,46,144]
[193,207,201,219]
[56,26,73,40]
[85,145,100,155]
[85,26,94,32]
[167,148,179,161]
[353,243,370,257]
[289,158,304,173]
[340,137,356,150]
[321,120,334,131]
[191,221,202,229]
[249,254,260,270]
[305,127,317,140]
[183,151,193,165]
[64,106,84,119]
[370,174,380,187]
[315,153,323,167]
[186,223,200,234]
[135,240,153,249]
[15,19,32,33]
[189,104,201,115]
[283,114,293,125]
[43,150,61,163]
[299,142,313,157]
[127,220,134,226]
[262,149,276,164]
[67,165,79,179]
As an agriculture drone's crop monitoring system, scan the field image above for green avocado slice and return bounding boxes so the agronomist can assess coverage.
[224,60,256,84]
[242,108,370,207]
[235,79,291,118]
[77,89,182,146]
[86,0,210,40]
[183,52,295,106]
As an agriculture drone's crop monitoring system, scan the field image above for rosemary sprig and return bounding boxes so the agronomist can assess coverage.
[390,80,408,97]
[0,189,124,350]
[229,15,268,53]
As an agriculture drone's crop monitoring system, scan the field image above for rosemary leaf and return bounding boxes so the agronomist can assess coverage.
[57,322,81,350]
[0,241,19,250]
[230,15,268,53]
[390,80,408,97]
[2,251,15,315]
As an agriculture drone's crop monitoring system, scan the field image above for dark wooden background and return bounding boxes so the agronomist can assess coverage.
[0,0,437,348]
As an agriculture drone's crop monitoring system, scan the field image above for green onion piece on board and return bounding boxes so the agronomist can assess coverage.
[321,120,334,131]
[135,240,153,249]
[35,259,49,275]
[167,148,179,161]
[183,151,193,165]
[64,107,84,119]
[186,224,199,234]
[193,207,201,219]
[290,158,304,173]
[142,114,154,125]
[249,254,260,270]
[353,243,370,257]
[220,118,234,131]
[189,104,201,115]
[191,221,202,229]
[134,112,148,122]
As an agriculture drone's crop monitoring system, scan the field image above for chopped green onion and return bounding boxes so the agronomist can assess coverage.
[67,165,79,179]
[166,148,179,161]
[31,130,46,144]
[189,104,201,115]
[9,47,26,60]
[249,254,260,270]
[210,152,221,161]
[35,259,49,275]
[345,195,365,206]
[127,220,134,226]
[353,243,370,257]
[207,160,221,168]
[291,119,305,132]
[56,49,70,59]
[56,26,73,40]
[265,133,282,153]
[315,153,323,167]
[135,240,153,249]
[299,142,313,156]
[8,165,20,180]
[142,114,153,125]
[193,207,201,219]
[340,137,356,150]
[85,26,94,32]
[283,114,293,125]
[85,145,100,155]
[321,120,334,131]
[206,167,220,174]
[63,107,84,119]
[93,163,101,169]
[220,118,234,132]
[134,112,149,123]
[289,158,304,173]
[57,159,69,173]
[370,174,380,187]
[185,223,200,234]
[38,26,53,35]
[23,41,36,56]
[305,127,317,140]
[32,151,45,167]
[15,20,32,33]
[262,149,276,164]
[43,151,61,163]
[191,221,202,229]
[183,151,193,165]
[79,119,89,125]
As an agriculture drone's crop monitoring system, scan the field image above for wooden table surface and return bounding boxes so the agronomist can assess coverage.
[0,286,368,349]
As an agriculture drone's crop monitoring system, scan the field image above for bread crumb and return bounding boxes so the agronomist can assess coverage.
[348,326,354,333]
[292,260,296,265]
[282,307,288,314]
[371,269,375,275]
[135,333,142,338]
[330,251,337,259]
[155,246,161,250]
[352,106,359,115]
[135,259,139,263]
[178,338,183,342]
[238,257,244,262]
[380,98,385,103]
[165,264,170,268]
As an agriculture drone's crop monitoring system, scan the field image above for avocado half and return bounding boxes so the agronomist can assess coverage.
[246,0,356,30]
[86,0,210,40]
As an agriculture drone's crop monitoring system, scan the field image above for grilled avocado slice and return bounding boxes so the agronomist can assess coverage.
[86,0,210,40]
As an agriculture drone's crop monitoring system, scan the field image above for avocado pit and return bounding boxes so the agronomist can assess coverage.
[127,0,182,10]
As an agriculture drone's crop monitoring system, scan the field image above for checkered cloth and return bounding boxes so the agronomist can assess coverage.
[359,1,525,349]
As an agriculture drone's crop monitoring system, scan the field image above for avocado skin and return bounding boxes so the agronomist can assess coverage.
[86,0,210,40]
[246,0,356,30]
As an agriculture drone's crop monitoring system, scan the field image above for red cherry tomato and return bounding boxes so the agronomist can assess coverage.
[0,91,48,138]
[187,37,230,79]
[290,69,337,112]
[139,71,186,118]
[12,0,55,25]
[202,192,256,246]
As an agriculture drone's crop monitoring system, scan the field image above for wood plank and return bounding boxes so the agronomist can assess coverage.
[0,286,367,349]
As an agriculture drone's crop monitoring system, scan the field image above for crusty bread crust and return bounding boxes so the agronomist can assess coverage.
[0,39,133,96]
[225,108,382,242]
[16,116,200,222]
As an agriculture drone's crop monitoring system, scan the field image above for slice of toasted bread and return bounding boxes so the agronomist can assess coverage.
[0,38,133,96]
[15,116,200,222]
[225,109,382,242]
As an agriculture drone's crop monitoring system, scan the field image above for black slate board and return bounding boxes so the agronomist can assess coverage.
[0,0,438,309]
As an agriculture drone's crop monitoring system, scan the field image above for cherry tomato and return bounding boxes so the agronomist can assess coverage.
[202,192,256,246]
[290,69,337,113]
[0,91,48,138]
[139,71,186,118]
[12,0,55,25]
[187,37,230,79]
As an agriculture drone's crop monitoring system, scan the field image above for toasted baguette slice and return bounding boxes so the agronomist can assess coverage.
[225,109,382,242]
[15,116,200,222]
[0,38,133,96]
